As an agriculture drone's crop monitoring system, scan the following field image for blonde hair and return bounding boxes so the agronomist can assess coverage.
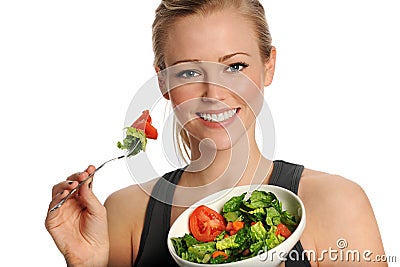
[152,0,273,161]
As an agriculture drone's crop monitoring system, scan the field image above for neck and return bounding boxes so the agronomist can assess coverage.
[172,125,273,207]
[184,125,272,187]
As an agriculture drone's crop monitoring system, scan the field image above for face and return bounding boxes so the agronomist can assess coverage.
[160,8,276,152]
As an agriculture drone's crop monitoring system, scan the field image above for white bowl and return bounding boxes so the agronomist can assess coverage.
[167,185,306,267]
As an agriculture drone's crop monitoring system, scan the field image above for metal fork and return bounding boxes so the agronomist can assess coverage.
[49,142,140,212]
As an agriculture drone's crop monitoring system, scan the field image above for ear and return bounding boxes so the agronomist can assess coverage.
[155,66,170,100]
[263,47,276,87]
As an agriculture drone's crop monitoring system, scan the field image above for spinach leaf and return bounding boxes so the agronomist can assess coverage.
[170,237,187,258]
[223,193,246,212]
[280,210,298,232]
[183,233,201,247]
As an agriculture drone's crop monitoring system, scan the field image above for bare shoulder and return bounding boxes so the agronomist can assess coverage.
[299,167,372,227]
[299,168,366,204]
[298,168,386,266]
[104,178,159,266]
[104,178,158,219]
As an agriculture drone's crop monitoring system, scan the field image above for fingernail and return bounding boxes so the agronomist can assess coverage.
[67,181,74,185]
[88,182,92,189]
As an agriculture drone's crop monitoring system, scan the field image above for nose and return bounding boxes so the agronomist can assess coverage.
[202,82,227,102]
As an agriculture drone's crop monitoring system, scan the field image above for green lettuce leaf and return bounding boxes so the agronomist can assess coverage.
[245,190,279,209]
[249,221,267,242]
[187,242,216,263]
[265,225,285,249]
[265,207,281,226]
[117,127,147,157]
[216,234,240,250]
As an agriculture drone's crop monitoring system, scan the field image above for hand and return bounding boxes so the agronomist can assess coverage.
[45,166,109,267]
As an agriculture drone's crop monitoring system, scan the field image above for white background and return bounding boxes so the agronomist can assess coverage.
[1,0,399,266]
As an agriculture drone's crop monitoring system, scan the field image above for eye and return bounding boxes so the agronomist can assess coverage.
[176,69,201,79]
[226,62,249,73]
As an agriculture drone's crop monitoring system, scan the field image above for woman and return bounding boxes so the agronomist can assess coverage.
[45,1,387,266]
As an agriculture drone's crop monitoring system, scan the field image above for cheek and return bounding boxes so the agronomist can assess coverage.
[168,85,204,128]
[228,74,264,116]
[168,85,202,107]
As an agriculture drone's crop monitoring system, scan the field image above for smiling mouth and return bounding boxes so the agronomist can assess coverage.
[196,108,239,123]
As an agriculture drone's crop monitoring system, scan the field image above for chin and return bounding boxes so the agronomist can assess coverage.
[199,132,248,152]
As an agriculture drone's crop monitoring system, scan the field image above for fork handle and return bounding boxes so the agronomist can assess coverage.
[49,172,95,212]
[49,155,125,213]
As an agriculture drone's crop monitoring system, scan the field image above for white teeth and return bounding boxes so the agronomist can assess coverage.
[199,109,237,122]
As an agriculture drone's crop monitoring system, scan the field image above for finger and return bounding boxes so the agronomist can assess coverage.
[85,165,96,175]
[51,180,79,198]
[47,189,70,214]
[73,165,96,184]
[66,172,81,181]
[77,178,103,214]
[75,169,94,183]
[65,165,96,183]
[80,165,96,189]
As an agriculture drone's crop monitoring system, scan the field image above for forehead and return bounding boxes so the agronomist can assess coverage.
[164,9,259,65]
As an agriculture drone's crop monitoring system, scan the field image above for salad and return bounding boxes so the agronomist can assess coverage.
[117,110,158,157]
[170,190,298,264]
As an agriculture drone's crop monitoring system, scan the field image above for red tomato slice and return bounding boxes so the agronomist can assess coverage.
[146,114,152,124]
[145,121,158,139]
[226,222,233,231]
[276,223,292,238]
[189,205,226,242]
[131,110,158,139]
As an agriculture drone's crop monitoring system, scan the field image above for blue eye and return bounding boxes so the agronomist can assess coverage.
[176,70,201,78]
[226,62,249,73]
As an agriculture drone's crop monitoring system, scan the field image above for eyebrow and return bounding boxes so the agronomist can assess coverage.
[218,52,250,62]
[171,52,251,66]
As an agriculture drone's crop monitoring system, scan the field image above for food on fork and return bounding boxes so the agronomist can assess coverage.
[117,110,158,157]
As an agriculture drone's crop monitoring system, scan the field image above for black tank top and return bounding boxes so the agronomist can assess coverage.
[133,160,311,267]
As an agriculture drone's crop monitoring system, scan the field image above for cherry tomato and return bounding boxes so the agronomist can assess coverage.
[189,205,226,242]
[276,223,292,238]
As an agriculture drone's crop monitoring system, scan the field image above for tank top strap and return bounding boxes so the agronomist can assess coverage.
[268,160,311,267]
[269,160,304,194]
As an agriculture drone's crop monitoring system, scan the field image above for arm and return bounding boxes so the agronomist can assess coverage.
[302,173,387,266]
[104,189,135,267]
[104,183,154,267]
